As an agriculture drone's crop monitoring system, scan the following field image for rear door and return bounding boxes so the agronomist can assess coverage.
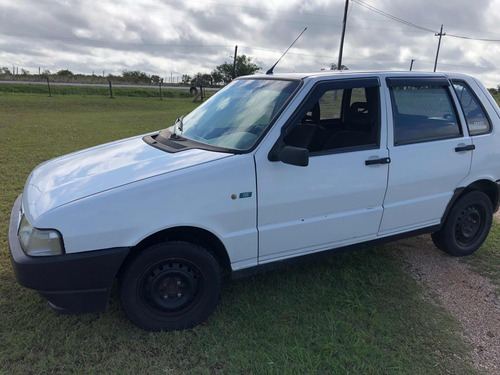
[379,77,472,234]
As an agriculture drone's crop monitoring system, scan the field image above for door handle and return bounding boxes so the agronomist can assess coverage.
[455,144,475,152]
[365,157,391,166]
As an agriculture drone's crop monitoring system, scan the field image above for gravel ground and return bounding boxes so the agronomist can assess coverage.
[389,221,500,375]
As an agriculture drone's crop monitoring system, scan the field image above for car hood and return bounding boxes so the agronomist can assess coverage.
[23,135,231,221]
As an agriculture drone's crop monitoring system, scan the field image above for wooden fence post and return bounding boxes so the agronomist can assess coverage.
[46,76,51,97]
[108,80,113,98]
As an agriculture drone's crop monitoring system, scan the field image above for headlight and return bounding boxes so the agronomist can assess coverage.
[18,215,64,256]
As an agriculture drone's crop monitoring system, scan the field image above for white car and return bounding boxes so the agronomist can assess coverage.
[8,71,500,331]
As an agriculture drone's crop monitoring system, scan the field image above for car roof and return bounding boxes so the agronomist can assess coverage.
[247,70,469,81]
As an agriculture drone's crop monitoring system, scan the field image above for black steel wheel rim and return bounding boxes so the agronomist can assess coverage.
[139,260,202,315]
[455,205,484,247]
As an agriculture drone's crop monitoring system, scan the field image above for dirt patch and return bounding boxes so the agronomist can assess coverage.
[390,231,500,374]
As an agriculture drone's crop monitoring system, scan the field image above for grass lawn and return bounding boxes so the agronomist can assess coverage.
[0,91,488,374]
[0,82,195,98]
[463,220,500,294]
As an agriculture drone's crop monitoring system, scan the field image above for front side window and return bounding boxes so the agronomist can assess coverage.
[318,89,343,120]
[452,80,491,136]
[283,80,380,154]
[390,83,461,145]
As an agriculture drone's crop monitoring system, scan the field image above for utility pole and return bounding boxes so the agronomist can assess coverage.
[434,25,445,72]
[409,59,415,71]
[232,45,238,79]
[337,0,349,70]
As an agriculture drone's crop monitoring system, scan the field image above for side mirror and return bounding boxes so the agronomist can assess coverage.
[278,146,309,167]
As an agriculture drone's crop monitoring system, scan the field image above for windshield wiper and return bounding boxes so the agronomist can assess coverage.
[170,116,185,139]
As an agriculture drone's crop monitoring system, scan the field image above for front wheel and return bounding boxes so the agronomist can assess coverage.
[119,242,221,331]
[432,191,493,256]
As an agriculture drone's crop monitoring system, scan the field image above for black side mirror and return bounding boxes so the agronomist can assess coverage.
[278,146,309,167]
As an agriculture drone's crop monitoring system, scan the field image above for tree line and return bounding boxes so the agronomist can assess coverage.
[185,55,260,86]
[0,54,261,87]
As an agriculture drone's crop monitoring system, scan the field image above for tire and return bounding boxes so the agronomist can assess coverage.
[119,242,221,331]
[432,191,493,256]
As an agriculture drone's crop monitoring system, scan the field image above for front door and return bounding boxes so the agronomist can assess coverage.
[256,78,389,263]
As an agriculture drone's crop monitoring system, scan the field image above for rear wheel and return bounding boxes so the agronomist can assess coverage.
[119,242,221,331]
[432,191,492,256]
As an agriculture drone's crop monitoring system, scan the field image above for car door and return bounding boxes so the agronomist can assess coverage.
[255,78,390,264]
[379,77,473,234]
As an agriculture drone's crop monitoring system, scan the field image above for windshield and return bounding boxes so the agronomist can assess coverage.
[160,78,300,151]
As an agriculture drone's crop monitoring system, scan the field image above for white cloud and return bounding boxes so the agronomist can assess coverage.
[0,0,498,86]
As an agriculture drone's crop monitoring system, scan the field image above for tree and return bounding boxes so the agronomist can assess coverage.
[210,70,223,85]
[328,63,349,71]
[202,73,213,86]
[21,69,29,75]
[1,67,11,74]
[213,55,260,84]
[122,70,149,83]
[181,74,192,85]
[150,74,161,84]
[190,73,212,86]
[57,69,74,76]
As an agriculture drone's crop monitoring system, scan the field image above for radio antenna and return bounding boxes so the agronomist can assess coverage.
[266,27,307,75]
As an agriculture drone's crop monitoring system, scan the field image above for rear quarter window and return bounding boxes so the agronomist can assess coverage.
[452,80,492,136]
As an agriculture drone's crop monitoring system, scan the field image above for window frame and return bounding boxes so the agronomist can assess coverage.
[451,79,492,137]
[271,77,382,158]
[387,77,464,146]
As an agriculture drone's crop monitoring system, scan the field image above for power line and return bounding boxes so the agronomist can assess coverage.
[239,45,334,59]
[347,20,432,34]
[94,0,339,19]
[0,31,333,61]
[413,59,493,70]
[6,29,489,70]
[351,0,437,33]
[0,30,329,59]
[92,0,500,41]
[91,0,342,27]
[0,31,233,48]
[446,34,500,42]
[351,0,500,42]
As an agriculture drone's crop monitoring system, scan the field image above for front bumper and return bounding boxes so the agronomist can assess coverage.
[8,194,130,314]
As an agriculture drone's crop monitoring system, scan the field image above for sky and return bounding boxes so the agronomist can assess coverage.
[0,0,499,87]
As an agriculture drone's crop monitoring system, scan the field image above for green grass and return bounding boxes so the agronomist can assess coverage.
[460,95,500,293]
[0,92,484,374]
[462,221,500,293]
[0,82,195,98]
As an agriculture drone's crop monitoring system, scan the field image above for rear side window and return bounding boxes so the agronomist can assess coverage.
[389,81,461,145]
[452,80,491,136]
